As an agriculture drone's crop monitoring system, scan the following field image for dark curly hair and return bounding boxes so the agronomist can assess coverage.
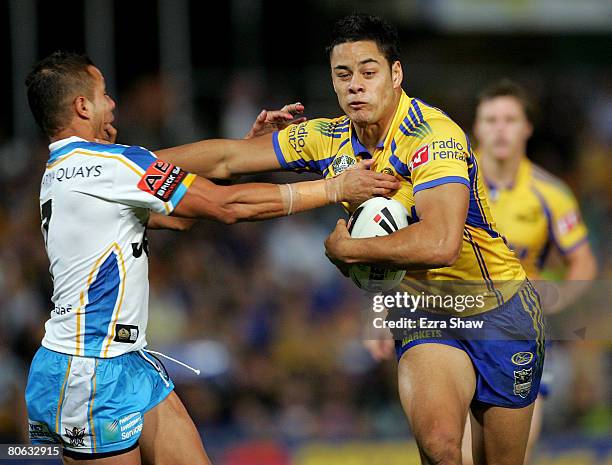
[326,14,401,67]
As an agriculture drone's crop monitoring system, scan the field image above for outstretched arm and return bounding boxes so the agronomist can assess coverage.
[156,102,306,179]
[147,213,195,231]
[172,159,400,223]
[156,133,279,180]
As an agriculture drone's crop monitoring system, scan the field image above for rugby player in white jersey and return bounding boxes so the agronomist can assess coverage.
[24,51,399,465]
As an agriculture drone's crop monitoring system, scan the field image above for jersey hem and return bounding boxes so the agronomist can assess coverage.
[41,339,147,358]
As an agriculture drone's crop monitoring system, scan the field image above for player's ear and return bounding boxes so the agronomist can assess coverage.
[391,61,403,88]
[74,95,92,120]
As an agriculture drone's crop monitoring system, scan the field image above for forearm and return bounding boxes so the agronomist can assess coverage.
[227,179,340,221]
[174,177,338,223]
[340,221,461,270]
[547,244,598,313]
[148,213,196,231]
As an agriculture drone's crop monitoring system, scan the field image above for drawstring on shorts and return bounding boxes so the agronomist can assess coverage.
[138,348,200,387]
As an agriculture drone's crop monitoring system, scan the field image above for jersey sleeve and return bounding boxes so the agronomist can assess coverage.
[402,119,471,195]
[85,145,195,215]
[119,146,195,214]
[544,183,589,254]
[272,119,337,174]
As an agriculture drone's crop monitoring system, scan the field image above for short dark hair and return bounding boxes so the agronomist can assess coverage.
[25,51,95,137]
[476,79,535,124]
[326,14,401,67]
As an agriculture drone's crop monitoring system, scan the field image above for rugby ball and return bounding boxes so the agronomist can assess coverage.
[347,197,409,292]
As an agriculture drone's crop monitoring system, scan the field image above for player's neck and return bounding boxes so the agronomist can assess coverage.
[481,152,524,188]
[50,123,96,144]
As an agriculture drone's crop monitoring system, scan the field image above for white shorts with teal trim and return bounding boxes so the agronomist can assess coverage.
[26,346,174,456]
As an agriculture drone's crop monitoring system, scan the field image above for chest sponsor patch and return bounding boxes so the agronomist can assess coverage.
[409,145,429,171]
[138,160,187,202]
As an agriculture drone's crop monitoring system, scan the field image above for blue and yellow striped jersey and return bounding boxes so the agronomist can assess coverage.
[273,91,526,309]
[483,157,588,277]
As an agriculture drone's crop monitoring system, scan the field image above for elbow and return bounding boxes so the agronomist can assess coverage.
[431,238,462,268]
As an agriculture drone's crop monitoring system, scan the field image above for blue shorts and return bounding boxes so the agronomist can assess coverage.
[394,280,545,408]
[538,341,554,397]
[26,347,174,456]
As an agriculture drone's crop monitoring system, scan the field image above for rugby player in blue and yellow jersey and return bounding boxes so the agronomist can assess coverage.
[459,80,598,465]
[161,13,542,465]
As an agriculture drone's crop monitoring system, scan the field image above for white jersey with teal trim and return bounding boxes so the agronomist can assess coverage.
[39,136,194,358]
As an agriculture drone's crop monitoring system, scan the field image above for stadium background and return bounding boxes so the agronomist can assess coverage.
[0,0,610,463]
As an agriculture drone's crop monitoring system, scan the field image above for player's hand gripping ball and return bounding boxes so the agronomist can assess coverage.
[347,197,409,292]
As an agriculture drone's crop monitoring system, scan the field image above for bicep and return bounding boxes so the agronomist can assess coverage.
[155,134,281,179]
[225,134,282,175]
[414,183,469,243]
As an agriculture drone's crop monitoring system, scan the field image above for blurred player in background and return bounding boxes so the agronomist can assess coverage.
[160,13,545,465]
[460,79,598,465]
[24,51,398,465]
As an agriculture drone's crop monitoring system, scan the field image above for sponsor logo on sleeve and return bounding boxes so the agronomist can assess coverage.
[409,145,430,171]
[557,210,580,235]
[138,161,187,202]
[288,122,308,155]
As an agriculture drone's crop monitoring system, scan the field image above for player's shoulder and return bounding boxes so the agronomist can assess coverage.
[48,141,159,179]
[528,161,575,200]
[66,140,132,154]
[400,97,466,143]
[306,115,351,139]
[47,140,125,163]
